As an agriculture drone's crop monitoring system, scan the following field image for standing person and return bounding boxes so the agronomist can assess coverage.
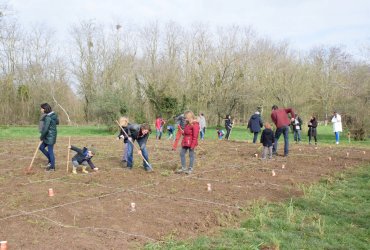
[177,111,200,174]
[117,116,129,163]
[39,103,59,171]
[198,113,207,140]
[331,111,342,144]
[308,115,318,145]
[260,122,275,160]
[126,123,152,171]
[155,115,165,140]
[247,111,263,143]
[224,114,233,140]
[172,114,186,150]
[291,113,303,143]
[271,105,295,157]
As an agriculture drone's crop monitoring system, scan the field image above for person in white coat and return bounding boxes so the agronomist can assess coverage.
[198,113,207,140]
[331,111,342,144]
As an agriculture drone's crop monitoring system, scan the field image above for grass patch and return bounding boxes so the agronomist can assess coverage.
[145,165,370,249]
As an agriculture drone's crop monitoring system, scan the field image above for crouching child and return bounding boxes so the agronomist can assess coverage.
[69,145,98,174]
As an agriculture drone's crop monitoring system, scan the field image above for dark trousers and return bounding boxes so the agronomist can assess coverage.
[253,132,259,143]
[39,142,55,168]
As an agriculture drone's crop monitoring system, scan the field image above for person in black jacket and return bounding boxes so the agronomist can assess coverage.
[260,122,275,160]
[247,111,263,143]
[126,123,152,171]
[224,115,233,140]
[69,145,98,174]
[308,115,318,145]
[291,114,303,143]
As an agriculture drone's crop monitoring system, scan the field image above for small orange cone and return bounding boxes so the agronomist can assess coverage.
[0,241,7,250]
[48,188,55,197]
[363,151,366,155]
[130,202,136,212]
[346,152,349,157]
[254,153,258,158]
[328,157,332,161]
[282,164,285,169]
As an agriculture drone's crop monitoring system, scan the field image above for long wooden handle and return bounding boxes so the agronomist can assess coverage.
[27,141,42,172]
[115,120,151,168]
[66,136,71,173]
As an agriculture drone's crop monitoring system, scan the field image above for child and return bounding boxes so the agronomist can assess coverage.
[69,145,98,174]
[117,116,129,163]
[155,116,166,140]
[177,111,200,174]
[167,125,175,139]
[126,123,152,171]
[260,122,275,160]
[217,128,225,140]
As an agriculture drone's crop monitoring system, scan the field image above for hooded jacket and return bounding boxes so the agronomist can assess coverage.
[248,114,263,133]
[181,121,200,149]
[70,145,96,169]
[40,112,59,145]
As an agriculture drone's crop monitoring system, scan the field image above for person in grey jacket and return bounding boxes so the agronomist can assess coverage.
[247,111,263,143]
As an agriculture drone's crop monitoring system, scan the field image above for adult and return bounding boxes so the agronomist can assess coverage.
[198,113,207,140]
[271,105,295,157]
[155,115,165,140]
[291,113,303,143]
[126,123,152,171]
[39,103,59,171]
[247,111,263,143]
[177,111,200,174]
[224,115,233,140]
[308,115,318,145]
[331,111,342,144]
[172,113,186,150]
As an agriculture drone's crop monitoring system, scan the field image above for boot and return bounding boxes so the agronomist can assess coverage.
[82,166,89,174]
[72,166,77,174]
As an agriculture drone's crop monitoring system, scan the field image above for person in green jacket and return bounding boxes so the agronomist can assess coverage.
[39,103,59,171]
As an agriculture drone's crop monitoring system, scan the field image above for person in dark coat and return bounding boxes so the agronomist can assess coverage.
[308,115,318,145]
[126,123,152,171]
[291,114,303,143]
[69,145,98,174]
[247,111,263,143]
[260,122,275,159]
[39,103,59,171]
[224,114,233,140]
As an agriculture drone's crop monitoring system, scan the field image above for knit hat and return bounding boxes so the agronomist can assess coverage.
[255,111,260,115]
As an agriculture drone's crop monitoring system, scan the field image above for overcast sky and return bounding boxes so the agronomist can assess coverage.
[9,0,370,58]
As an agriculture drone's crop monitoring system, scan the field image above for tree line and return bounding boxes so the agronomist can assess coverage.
[0,5,369,139]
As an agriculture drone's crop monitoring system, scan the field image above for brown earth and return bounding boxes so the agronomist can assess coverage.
[0,137,369,249]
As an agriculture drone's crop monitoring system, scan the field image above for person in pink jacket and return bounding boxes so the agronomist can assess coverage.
[176,110,200,174]
[271,105,295,157]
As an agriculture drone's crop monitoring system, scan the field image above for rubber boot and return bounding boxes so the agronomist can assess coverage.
[82,166,89,174]
[72,166,77,174]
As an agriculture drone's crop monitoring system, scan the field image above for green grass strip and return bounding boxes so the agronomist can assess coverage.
[146,165,370,250]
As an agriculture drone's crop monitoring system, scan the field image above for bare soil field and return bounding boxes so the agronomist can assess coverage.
[0,137,369,249]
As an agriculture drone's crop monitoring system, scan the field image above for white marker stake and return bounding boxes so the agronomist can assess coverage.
[130,202,136,212]
[207,183,212,191]
[272,170,276,176]
[346,152,349,157]
[328,157,332,161]
[282,164,285,169]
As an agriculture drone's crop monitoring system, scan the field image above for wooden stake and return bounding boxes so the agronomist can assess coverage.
[26,141,42,173]
[66,136,71,173]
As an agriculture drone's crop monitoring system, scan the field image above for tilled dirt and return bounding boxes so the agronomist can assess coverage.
[0,137,369,249]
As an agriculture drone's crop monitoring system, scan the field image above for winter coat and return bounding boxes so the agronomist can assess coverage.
[225,118,233,130]
[271,108,295,129]
[126,123,149,150]
[181,121,200,149]
[117,123,131,143]
[40,112,59,145]
[247,114,263,133]
[175,114,186,130]
[291,116,303,131]
[308,118,318,137]
[331,114,342,132]
[70,145,96,169]
[260,128,275,147]
[38,114,46,132]
[199,116,206,130]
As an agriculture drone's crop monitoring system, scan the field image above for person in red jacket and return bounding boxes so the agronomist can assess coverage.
[176,110,200,174]
[271,105,295,157]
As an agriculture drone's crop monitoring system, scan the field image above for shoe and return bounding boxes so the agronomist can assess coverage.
[146,168,153,173]
[72,169,77,174]
[82,166,88,174]
[185,169,193,175]
[336,142,339,145]
[45,167,55,172]
[46,163,51,168]
[175,168,185,174]
[123,166,132,170]
[93,168,99,171]
[284,154,289,157]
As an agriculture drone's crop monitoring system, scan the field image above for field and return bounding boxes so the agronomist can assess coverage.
[0,127,369,249]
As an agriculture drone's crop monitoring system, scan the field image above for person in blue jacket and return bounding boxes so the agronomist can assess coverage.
[247,111,263,143]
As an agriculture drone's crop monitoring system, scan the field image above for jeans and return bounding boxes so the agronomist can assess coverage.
[253,132,259,143]
[39,142,55,168]
[156,128,162,139]
[225,128,231,140]
[200,129,204,140]
[273,125,290,156]
[180,147,195,170]
[122,142,128,161]
[127,139,150,170]
[293,130,301,142]
[335,132,340,143]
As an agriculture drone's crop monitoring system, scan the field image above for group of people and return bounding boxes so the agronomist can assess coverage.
[37,102,343,173]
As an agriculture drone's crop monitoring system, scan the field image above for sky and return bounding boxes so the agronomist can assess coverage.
[8,0,370,59]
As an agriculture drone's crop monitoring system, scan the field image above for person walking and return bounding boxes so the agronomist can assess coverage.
[39,103,59,171]
[308,115,318,145]
[224,115,233,140]
[198,113,207,140]
[271,105,295,157]
[260,122,275,160]
[291,113,303,143]
[331,111,342,144]
[247,111,263,143]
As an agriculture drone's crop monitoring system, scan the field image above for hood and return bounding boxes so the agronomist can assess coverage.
[251,114,260,120]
